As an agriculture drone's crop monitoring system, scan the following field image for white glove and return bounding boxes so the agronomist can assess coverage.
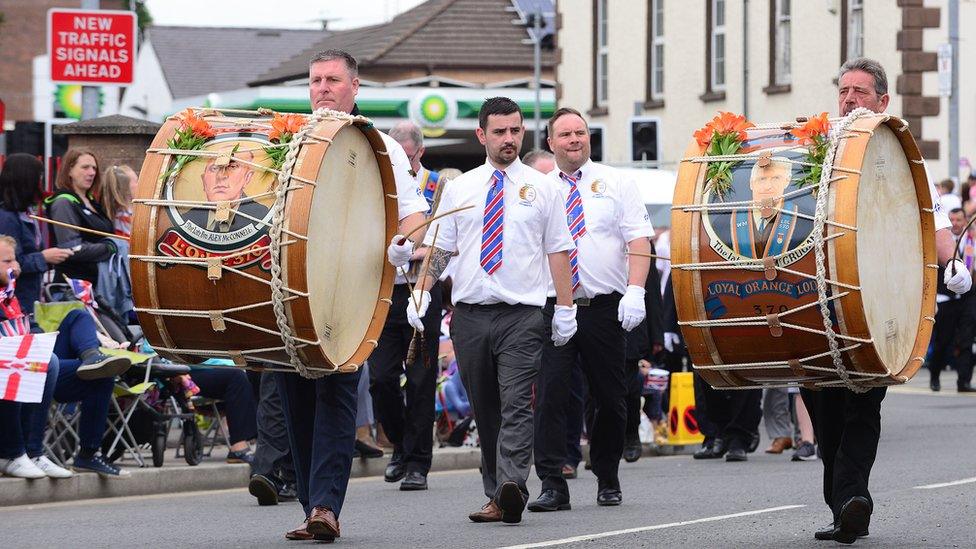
[664,332,681,353]
[406,290,430,332]
[551,304,578,347]
[387,235,414,267]
[617,285,647,332]
[945,259,973,294]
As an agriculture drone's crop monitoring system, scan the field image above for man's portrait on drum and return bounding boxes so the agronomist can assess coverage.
[182,145,271,234]
[704,151,813,261]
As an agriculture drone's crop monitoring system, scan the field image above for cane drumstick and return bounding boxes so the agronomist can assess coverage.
[626,251,670,261]
[406,224,440,366]
[395,205,474,246]
[30,215,129,241]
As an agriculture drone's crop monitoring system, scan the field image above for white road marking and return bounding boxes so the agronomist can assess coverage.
[914,477,976,490]
[497,504,806,548]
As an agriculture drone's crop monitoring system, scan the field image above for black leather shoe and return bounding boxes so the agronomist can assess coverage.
[694,438,727,460]
[596,487,622,506]
[399,471,428,491]
[814,522,869,541]
[623,443,642,463]
[355,439,384,458]
[931,378,941,392]
[958,383,976,393]
[747,432,760,453]
[277,481,297,502]
[725,447,747,462]
[384,456,406,483]
[248,474,279,506]
[835,496,871,544]
[527,489,571,512]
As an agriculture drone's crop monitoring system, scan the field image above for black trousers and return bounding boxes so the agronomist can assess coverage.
[564,365,585,467]
[801,387,886,521]
[368,282,442,474]
[624,359,643,445]
[700,381,761,449]
[251,371,295,483]
[535,293,627,495]
[693,371,720,442]
[929,295,976,388]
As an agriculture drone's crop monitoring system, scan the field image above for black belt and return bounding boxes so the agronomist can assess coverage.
[546,293,619,307]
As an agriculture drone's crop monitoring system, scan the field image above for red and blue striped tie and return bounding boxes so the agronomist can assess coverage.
[561,170,586,293]
[481,170,505,274]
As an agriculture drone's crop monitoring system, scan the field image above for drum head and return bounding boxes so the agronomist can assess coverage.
[305,126,386,365]
[855,124,923,373]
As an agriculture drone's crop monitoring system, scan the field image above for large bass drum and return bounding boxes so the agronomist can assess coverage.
[130,108,398,377]
[671,110,937,390]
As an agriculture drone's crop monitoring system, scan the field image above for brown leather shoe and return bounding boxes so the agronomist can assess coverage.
[307,506,341,539]
[468,500,502,523]
[764,436,793,454]
[284,520,334,542]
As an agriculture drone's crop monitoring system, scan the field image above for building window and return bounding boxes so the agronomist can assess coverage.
[773,0,791,86]
[596,0,609,107]
[710,0,726,91]
[841,0,864,63]
[647,0,665,102]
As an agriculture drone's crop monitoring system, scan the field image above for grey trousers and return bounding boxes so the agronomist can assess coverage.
[451,302,545,500]
[762,387,793,439]
[356,363,374,428]
[252,371,295,483]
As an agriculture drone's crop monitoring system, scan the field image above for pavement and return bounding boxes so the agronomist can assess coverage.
[1,375,974,547]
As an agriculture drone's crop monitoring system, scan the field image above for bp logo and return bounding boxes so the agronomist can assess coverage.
[410,92,456,135]
[55,85,103,120]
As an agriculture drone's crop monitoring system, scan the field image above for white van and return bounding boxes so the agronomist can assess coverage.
[614,167,678,229]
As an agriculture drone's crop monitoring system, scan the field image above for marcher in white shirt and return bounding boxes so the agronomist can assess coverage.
[398,97,576,525]
[527,107,653,513]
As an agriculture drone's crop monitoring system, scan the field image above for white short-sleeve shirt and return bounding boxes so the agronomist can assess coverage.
[426,158,573,306]
[546,160,654,298]
[380,132,428,221]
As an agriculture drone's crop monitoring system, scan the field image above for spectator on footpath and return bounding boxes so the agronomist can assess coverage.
[101,165,139,238]
[937,179,962,213]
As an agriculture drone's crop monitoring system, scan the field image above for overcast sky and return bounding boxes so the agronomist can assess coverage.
[144,0,427,30]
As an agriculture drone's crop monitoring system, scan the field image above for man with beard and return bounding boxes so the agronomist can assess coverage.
[403,97,576,524]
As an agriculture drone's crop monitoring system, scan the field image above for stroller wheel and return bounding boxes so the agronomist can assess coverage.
[182,419,204,466]
[151,424,167,468]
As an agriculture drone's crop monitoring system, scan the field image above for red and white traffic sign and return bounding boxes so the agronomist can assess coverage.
[48,8,137,85]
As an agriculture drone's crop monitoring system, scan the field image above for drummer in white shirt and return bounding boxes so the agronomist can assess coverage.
[402,97,576,524]
[528,107,653,513]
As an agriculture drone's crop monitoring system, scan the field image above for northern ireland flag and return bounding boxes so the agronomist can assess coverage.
[0,332,57,403]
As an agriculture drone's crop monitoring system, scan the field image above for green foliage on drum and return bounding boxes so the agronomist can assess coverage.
[789,113,832,191]
[694,111,756,199]
[162,109,216,182]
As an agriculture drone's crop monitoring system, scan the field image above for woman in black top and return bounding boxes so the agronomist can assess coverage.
[45,149,116,285]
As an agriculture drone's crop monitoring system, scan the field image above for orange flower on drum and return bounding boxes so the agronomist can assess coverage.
[709,111,755,141]
[268,112,305,142]
[177,108,216,140]
[694,126,714,148]
[790,112,831,144]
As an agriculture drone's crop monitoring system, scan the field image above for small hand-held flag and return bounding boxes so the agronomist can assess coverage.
[0,332,57,403]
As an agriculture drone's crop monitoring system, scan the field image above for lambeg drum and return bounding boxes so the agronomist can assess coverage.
[671,108,937,390]
[130,108,398,377]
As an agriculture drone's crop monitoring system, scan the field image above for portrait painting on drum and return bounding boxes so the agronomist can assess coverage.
[157,135,277,269]
[701,146,815,265]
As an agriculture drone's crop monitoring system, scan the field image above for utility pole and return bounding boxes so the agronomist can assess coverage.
[532,7,543,151]
[949,0,959,181]
[81,0,100,120]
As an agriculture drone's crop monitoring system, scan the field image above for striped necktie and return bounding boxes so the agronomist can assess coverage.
[480,170,505,274]
[561,170,586,293]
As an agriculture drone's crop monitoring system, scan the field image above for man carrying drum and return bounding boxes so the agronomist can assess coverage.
[276,49,428,543]
[402,97,577,524]
[800,57,971,545]
[528,107,653,512]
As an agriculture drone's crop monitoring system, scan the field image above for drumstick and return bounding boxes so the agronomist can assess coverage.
[406,224,440,367]
[395,205,475,246]
[626,251,670,261]
[30,215,129,241]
